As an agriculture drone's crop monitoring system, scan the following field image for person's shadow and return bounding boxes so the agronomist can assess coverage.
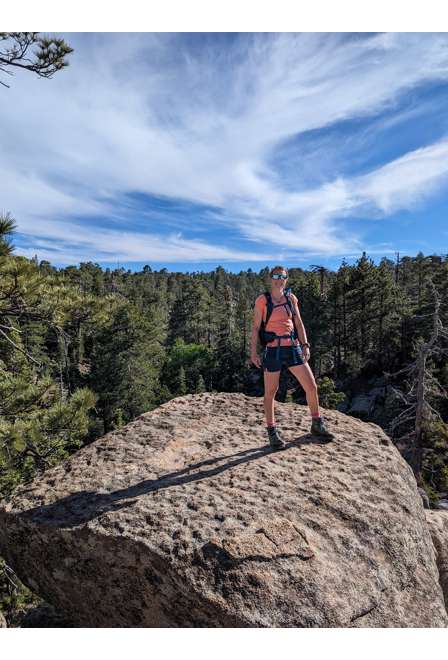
[19,433,330,528]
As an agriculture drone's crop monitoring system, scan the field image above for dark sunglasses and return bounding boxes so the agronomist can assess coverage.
[271,273,288,280]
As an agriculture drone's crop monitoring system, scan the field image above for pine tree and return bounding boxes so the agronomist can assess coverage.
[178,365,187,395]
[0,257,98,498]
[345,252,380,365]
[0,212,16,256]
[195,373,206,393]
[0,32,74,89]
[89,302,165,432]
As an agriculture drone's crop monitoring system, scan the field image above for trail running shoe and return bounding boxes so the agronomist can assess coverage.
[267,426,286,450]
[310,416,335,441]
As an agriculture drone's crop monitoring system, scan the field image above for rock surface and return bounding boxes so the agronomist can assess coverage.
[425,510,448,610]
[0,393,447,628]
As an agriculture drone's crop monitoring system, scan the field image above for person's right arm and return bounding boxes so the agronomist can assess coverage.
[250,300,263,368]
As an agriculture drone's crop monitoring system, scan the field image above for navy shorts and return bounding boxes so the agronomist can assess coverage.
[262,345,305,372]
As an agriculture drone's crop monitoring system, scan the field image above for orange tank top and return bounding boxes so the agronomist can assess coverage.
[255,292,299,347]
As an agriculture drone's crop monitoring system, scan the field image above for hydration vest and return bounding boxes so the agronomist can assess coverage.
[258,287,298,349]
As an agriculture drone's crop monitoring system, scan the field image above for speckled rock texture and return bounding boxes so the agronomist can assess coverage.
[426,510,448,610]
[0,393,447,627]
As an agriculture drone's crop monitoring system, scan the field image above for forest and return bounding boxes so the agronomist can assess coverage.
[1,215,448,620]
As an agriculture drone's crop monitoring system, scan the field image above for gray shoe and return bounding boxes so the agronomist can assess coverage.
[310,416,335,441]
[267,426,286,450]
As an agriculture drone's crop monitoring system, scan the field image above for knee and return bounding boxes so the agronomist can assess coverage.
[306,380,318,394]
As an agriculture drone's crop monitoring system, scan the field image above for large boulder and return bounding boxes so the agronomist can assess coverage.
[425,511,448,610]
[0,393,446,627]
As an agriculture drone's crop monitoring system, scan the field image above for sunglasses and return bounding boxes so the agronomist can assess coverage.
[271,274,288,280]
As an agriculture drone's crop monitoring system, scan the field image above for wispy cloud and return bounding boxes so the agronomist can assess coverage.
[1,32,448,263]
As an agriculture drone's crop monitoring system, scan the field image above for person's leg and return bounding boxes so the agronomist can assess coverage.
[263,367,286,448]
[263,368,281,426]
[288,363,335,440]
[287,363,320,416]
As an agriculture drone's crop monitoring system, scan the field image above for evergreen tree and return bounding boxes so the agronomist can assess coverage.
[177,365,187,396]
[0,212,16,256]
[345,252,381,366]
[195,373,206,393]
[89,302,165,432]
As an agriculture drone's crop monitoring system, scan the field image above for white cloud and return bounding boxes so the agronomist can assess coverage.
[354,139,448,214]
[14,219,273,263]
[1,32,448,263]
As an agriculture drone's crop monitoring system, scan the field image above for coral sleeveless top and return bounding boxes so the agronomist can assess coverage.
[255,292,299,347]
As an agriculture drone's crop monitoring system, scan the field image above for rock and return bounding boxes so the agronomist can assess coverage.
[348,394,376,418]
[369,387,387,400]
[437,500,448,511]
[0,393,446,628]
[425,511,448,610]
[348,389,387,421]
[0,610,6,628]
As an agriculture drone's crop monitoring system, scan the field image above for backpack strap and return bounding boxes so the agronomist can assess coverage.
[283,288,296,317]
[263,291,274,326]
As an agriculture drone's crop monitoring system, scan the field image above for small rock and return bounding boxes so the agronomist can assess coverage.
[0,610,7,628]
[348,394,376,418]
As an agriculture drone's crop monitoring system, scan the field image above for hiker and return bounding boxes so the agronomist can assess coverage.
[251,265,335,449]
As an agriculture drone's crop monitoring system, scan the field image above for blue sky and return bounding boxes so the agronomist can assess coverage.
[1,32,448,273]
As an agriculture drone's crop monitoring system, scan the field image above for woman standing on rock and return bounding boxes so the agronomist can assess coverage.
[251,265,335,449]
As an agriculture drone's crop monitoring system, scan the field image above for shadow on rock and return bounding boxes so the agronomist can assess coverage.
[19,435,324,527]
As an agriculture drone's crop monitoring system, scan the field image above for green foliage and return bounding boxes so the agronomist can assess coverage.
[162,338,213,395]
[0,32,73,88]
[316,376,347,409]
[0,557,41,622]
[0,377,97,498]
[0,212,16,256]
[177,365,187,396]
[195,374,206,393]
[89,301,166,432]
[0,256,100,498]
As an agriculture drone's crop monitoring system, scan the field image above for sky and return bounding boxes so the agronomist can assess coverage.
[1,31,448,273]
